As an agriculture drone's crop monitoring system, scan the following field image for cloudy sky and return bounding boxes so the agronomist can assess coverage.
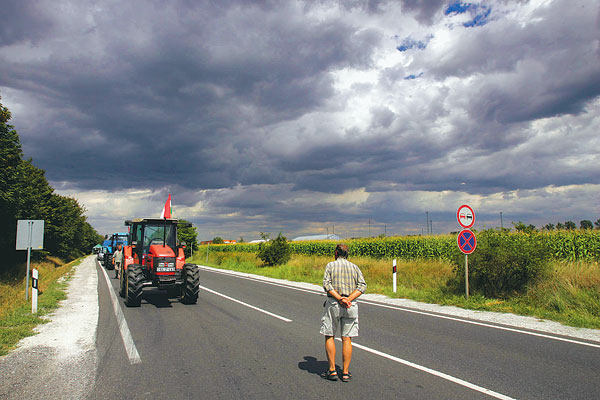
[1,0,599,240]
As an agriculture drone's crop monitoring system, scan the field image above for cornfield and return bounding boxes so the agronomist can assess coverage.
[200,230,600,262]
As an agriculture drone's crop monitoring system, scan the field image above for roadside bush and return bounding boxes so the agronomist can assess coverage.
[257,233,291,266]
[449,229,550,298]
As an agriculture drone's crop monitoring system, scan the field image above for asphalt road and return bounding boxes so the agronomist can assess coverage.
[90,261,600,400]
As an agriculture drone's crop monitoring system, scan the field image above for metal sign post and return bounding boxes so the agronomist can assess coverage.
[16,220,45,300]
[465,254,469,300]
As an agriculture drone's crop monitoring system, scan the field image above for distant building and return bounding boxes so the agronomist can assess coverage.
[292,234,341,241]
[200,239,237,245]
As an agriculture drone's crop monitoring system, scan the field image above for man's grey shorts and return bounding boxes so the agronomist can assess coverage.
[320,298,359,337]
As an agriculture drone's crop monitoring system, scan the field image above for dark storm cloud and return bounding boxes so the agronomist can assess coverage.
[0,0,380,191]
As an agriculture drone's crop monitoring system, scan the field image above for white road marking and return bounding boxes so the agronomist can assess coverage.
[339,339,516,400]
[195,264,600,349]
[199,285,292,322]
[99,266,141,364]
[357,299,600,350]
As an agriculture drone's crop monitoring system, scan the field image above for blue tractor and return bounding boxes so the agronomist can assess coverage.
[104,232,129,270]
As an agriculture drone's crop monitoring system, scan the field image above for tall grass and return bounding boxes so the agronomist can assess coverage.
[191,252,600,329]
[0,257,80,356]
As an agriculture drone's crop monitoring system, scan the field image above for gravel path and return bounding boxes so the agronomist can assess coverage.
[0,256,99,400]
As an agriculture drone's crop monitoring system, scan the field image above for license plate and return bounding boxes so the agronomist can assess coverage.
[156,266,175,272]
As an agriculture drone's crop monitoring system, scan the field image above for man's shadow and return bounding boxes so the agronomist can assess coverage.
[298,356,336,377]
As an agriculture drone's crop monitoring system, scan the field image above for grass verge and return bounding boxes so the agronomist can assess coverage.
[0,257,83,356]
[191,252,600,330]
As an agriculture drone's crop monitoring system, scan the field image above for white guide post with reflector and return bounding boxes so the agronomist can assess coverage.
[393,259,397,293]
[32,268,38,313]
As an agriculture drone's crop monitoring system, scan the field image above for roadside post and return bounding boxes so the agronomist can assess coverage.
[392,259,397,293]
[456,206,476,300]
[32,269,39,313]
[16,220,45,300]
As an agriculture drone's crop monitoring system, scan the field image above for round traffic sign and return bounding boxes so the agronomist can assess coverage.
[457,229,477,254]
[457,204,475,229]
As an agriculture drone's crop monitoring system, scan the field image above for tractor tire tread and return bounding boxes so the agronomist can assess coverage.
[181,264,200,304]
[125,265,144,307]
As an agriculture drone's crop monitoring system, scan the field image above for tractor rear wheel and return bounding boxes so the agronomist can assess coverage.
[181,264,200,304]
[125,264,143,307]
[105,254,114,270]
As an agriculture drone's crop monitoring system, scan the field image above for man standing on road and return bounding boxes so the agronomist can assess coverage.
[113,244,124,280]
[320,244,366,382]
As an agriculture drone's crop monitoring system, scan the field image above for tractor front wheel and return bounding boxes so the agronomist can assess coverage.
[125,264,143,307]
[181,264,200,304]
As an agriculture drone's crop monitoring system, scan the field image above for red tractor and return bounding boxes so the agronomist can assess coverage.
[119,218,200,307]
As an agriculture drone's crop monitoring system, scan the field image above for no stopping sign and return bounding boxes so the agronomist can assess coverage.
[457,229,477,254]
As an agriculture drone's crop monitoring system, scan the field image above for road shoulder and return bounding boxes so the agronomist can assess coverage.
[0,256,99,399]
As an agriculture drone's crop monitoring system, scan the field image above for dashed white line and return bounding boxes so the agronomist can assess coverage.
[195,264,600,349]
[199,285,292,322]
[99,266,141,364]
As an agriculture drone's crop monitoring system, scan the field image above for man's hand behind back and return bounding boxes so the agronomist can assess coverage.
[340,297,352,308]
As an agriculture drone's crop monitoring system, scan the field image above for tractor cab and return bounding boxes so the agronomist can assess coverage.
[125,218,189,272]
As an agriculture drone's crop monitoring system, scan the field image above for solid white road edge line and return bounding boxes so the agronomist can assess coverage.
[199,285,292,322]
[196,265,600,349]
[99,266,142,364]
[357,299,600,350]
[338,338,516,400]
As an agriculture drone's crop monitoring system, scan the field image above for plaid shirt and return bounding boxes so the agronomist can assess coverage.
[323,257,367,296]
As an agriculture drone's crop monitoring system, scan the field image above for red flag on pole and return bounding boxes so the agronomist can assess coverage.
[160,194,172,219]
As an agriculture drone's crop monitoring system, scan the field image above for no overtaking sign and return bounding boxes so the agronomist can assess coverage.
[457,204,475,229]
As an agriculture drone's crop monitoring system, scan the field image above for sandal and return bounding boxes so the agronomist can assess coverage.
[321,370,338,381]
[341,372,352,382]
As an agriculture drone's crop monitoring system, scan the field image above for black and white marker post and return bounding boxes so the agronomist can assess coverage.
[392,258,397,293]
[32,268,39,313]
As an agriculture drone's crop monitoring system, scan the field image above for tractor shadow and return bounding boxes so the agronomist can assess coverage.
[142,289,178,308]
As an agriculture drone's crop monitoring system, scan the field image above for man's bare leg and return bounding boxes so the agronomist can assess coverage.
[325,336,337,372]
[342,336,352,374]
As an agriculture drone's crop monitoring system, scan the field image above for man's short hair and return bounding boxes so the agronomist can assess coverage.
[335,244,349,259]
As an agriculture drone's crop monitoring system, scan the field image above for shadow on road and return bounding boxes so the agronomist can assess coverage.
[142,290,176,308]
[298,356,334,377]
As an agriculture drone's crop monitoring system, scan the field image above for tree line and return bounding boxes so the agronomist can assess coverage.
[514,219,600,233]
[0,96,102,271]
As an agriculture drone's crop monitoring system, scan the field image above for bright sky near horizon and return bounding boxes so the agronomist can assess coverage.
[1,0,598,240]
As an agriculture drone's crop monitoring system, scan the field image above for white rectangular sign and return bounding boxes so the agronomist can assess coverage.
[16,220,45,250]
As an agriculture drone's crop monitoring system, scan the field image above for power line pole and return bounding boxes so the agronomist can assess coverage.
[430,220,433,235]
[368,220,371,238]
[426,212,430,235]
[500,211,504,229]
